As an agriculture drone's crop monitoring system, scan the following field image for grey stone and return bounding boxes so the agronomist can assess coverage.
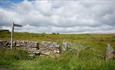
[106,44,115,60]
[0,40,60,57]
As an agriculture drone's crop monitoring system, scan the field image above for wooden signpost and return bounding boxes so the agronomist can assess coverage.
[10,22,22,49]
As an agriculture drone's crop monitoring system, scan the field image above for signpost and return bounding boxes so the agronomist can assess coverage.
[10,22,22,49]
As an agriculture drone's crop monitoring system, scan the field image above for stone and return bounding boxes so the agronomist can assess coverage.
[62,42,71,51]
[39,41,60,56]
[0,40,60,57]
[106,44,115,60]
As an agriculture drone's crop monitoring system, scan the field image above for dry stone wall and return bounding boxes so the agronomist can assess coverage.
[0,40,71,57]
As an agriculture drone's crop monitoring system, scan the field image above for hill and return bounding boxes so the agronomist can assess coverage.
[0,32,115,70]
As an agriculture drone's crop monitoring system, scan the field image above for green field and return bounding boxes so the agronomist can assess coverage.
[0,32,115,70]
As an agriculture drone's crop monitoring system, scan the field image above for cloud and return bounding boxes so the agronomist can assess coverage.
[0,0,115,33]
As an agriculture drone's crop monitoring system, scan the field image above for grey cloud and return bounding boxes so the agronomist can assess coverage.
[0,0,115,33]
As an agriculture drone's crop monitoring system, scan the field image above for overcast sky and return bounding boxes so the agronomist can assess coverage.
[0,0,115,34]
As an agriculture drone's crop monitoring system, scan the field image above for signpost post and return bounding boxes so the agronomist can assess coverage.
[10,22,22,49]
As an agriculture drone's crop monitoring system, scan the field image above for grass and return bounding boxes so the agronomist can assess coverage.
[0,49,115,70]
[0,32,115,70]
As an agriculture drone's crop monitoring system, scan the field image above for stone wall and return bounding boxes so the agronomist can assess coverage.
[0,40,71,57]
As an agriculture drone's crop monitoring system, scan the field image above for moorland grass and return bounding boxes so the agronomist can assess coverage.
[0,48,115,70]
[0,32,115,70]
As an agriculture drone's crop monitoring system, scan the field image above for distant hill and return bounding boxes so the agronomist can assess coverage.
[0,29,10,33]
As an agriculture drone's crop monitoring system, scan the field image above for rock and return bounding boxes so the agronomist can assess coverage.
[106,44,115,60]
[62,42,71,51]
[39,41,60,56]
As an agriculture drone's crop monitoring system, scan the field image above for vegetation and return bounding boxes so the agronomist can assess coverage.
[0,32,115,70]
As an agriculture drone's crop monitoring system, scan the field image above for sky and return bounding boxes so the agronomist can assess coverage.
[0,0,115,34]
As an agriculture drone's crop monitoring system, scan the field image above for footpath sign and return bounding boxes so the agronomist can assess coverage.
[10,22,22,49]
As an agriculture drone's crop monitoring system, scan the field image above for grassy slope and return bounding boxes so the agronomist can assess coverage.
[0,32,115,70]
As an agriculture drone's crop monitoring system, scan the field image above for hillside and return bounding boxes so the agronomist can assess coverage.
[0,32,115,70]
